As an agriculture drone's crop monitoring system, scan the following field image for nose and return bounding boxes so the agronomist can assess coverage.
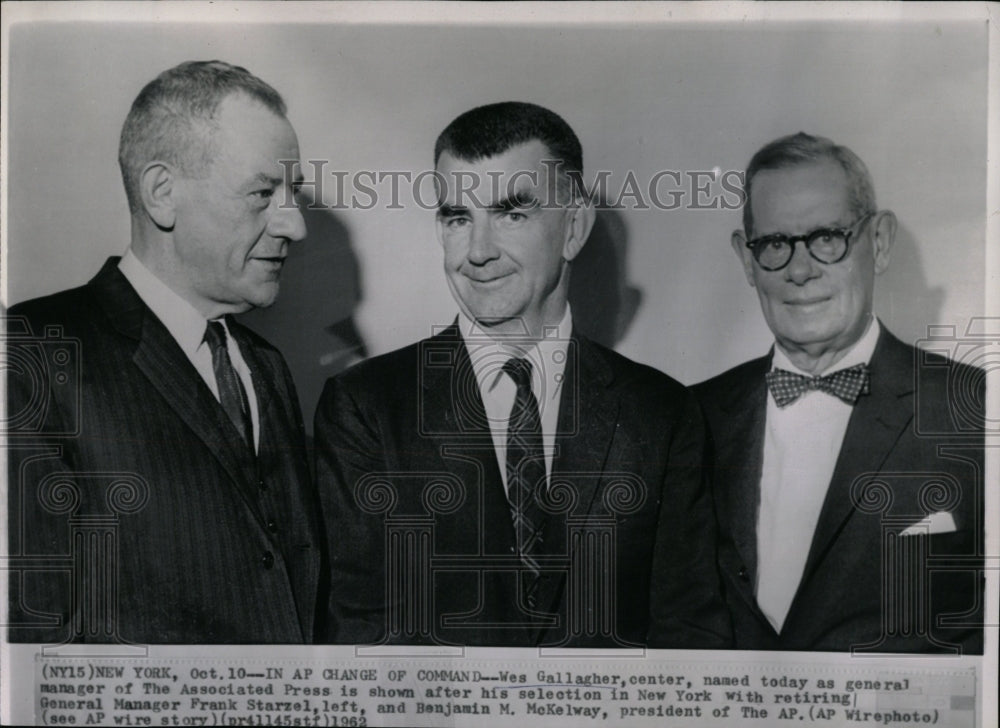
[784,239,821,285]
[466,220,499,265]
[269,196,307,243]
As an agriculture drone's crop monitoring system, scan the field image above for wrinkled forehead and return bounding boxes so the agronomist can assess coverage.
[208,98,301,181]
[434,140,559,208]
[750,161,853,234]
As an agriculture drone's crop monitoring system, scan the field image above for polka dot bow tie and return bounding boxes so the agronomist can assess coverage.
[765,363,871,408]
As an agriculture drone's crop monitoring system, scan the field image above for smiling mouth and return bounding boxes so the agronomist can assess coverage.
[785,296,830,306]
[465,272,512,285]
[254,256,286,265]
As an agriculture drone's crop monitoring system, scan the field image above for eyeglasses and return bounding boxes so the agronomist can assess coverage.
[745,212,874,271]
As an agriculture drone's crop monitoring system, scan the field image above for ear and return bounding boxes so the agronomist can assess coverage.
[139,162,177,230]
[870,210,896,275]
[562,202,596,262]
[731,229,756,287]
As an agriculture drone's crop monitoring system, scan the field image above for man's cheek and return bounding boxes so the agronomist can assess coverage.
[443,246,466,270]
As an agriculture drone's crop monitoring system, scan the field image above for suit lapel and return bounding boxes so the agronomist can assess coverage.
[540,333,620,623]
[798,329,914,581]
[232,321,282,470]
[419,324,513,556]
[233,322,275,430]
[417,325,529,644]
[550,333,619,518]
[91,260,262,511]
[716,354,770,618]
[419,326,629,639]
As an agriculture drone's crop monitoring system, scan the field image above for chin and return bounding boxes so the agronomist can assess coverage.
[786,328,849,351]
[245,290,280,310]
[773,318,831,344]
[469,311,514,326]
[462,298,515,322]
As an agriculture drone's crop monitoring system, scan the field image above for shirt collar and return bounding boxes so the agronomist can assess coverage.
[459,306,573,395]
[772,315,881,377]
[118,248,215,358]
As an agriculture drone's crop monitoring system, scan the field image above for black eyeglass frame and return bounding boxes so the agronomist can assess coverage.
[745,211,875,272]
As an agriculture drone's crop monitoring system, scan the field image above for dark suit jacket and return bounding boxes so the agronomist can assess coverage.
[695,326,984,653]
[314,323,731,648]
[6,258,323,643]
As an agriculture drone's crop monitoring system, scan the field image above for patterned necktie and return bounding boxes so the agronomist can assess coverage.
[765,362,871,408]
[502,357,547,610]
[204,320,254,451]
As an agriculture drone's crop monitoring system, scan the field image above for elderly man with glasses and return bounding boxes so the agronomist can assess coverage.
[695,132,984,653]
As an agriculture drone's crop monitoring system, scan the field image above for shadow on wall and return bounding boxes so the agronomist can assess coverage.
[568,207,642,349]
[239,199,367,436]
[874,221,944,346]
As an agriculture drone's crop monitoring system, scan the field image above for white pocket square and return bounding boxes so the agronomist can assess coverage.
[900,511,957,536]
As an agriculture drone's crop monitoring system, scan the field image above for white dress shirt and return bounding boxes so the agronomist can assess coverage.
[118,249,260,451]
[459,307,572,494]
[756,316,880,632]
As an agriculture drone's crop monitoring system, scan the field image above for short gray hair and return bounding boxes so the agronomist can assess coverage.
[742,132,876,236]
[118,60,286,213]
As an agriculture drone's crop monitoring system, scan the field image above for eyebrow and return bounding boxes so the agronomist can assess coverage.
[492,190,539,212]
[246,172,298,188]
[241,172,305,197]
[751,219,852,238]
[437,204,468,218]
[436,191,540,217]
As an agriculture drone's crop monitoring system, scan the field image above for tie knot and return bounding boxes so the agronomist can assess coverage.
[204,320,228,352]
[502,357,534,390]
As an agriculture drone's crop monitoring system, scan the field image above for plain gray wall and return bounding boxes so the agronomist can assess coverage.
[3,20,987,424]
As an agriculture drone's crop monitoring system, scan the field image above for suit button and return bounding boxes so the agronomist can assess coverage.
[266,520,278,534]
[738,566,749,581]
[258,480,268,492]
[261,551,274,569]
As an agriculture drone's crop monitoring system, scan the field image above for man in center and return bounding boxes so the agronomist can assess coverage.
[315,101,729,647]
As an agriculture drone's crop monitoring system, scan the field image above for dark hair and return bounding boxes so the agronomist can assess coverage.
[118,60,286,213]
[742,132,876,235]
[434,101,582,176]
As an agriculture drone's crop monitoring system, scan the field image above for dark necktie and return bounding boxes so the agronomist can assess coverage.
[204,320,254,451]
[765,362,871,408]
[502,357,547,610]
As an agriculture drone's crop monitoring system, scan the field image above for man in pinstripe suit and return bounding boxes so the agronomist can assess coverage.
[5,61,323,643]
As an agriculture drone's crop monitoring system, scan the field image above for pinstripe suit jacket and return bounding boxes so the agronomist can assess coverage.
[6,258,323,644]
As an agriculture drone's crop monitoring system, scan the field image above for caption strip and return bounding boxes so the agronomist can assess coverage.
[29,653,976,727]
